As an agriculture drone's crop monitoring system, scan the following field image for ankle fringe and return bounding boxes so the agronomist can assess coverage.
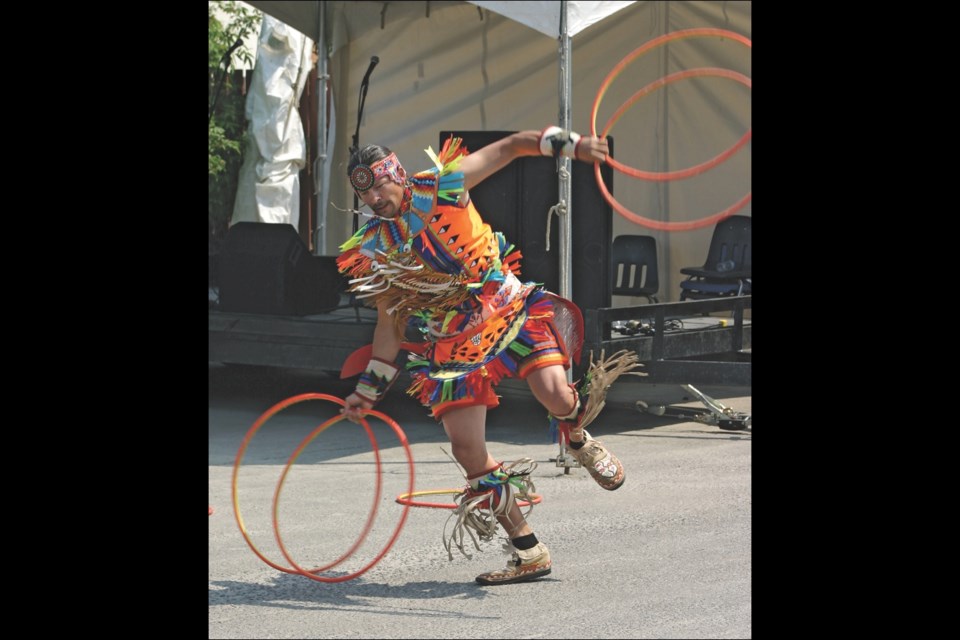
[577,349,646,432]
[443,458,539,561]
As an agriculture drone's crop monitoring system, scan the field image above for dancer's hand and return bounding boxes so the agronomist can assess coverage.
[575,135,609,163]
[342,392,374,423]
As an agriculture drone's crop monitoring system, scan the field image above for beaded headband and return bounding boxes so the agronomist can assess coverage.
[349,152,406,192]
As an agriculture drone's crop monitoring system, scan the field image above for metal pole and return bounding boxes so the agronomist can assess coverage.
[313,1,328,255]
[558,1,573,302]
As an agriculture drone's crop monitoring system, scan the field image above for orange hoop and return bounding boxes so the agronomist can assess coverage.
[232,393,414,582]
[600,68,751,181]
[273,405,414,583]
[395,488,543,510]
[591,28,752,231]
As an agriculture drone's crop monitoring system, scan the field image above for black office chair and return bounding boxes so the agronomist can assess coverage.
[611,235,659,303]
[679,215,751,300]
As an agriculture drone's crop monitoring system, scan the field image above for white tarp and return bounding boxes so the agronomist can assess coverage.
[230,14,314,228]
[469,1,637,38]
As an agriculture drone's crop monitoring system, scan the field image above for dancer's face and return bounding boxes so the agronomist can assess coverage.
[356,174,405,218]
[352,151,407,218]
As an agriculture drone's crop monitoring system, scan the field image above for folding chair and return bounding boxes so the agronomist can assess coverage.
[611,235,659,304]
[679,215,751,300]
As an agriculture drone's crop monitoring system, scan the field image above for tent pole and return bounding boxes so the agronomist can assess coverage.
[558,1,573,302]
[559,1,574,390]
[314,1,328,255]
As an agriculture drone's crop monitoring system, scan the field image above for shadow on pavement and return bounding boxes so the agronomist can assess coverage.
[209,363,751,465]
[209,572,503,613]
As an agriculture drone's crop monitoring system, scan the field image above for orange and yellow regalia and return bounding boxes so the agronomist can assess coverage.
[337,137,581,419]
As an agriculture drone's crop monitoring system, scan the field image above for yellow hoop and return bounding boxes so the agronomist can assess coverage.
[395,488,543,509]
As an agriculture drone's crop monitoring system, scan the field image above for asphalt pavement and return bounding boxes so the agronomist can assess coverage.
[208,364,751,639]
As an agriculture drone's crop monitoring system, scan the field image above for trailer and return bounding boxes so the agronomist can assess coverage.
[208,295,751,385]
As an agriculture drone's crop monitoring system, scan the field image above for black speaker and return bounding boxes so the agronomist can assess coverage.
[440,131,613,312]
[218,222,342,315]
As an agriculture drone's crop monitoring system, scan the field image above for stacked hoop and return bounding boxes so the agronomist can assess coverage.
[591,28,752,231]
[230,393,540,582]
[231,393,415,583]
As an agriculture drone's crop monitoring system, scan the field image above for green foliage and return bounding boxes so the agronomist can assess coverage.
[209,1,260,240]
[208,121,240,175]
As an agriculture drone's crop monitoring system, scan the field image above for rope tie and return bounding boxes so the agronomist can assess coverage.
[544,166,571,252]
[544,203,566,253]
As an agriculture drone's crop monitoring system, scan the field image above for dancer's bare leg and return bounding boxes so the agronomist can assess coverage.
[525,364,581,441]
[527,362,627,490]
[442,405,532,538]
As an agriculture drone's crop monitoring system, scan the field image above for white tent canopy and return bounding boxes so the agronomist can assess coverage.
[469,1,637,38]
[241,0,751,302]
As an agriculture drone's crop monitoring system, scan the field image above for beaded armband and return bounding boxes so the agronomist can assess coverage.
[539,125,582,159]
[355,357,401,404]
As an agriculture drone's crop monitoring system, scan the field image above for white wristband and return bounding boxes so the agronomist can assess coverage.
[539,125,582,159]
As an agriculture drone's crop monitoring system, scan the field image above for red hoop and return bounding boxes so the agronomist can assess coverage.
[231,393,414,582]
[273,412,383,579]
[600,68,751,181]
[395,488,543,510]
[273,405,414,583]
[591,28,752,231]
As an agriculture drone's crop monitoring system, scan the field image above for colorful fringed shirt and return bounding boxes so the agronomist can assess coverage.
[337,138,563,410]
